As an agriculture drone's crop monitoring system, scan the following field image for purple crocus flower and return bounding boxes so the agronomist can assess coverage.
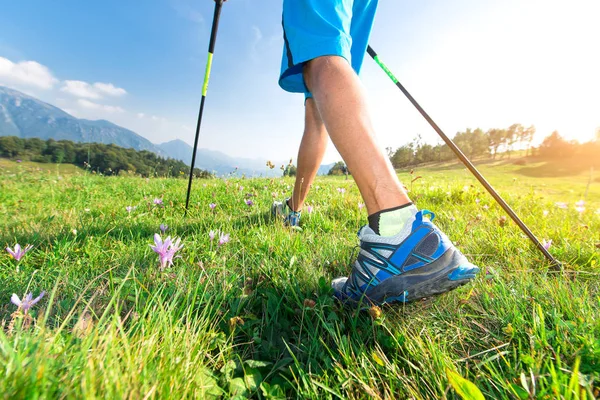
[209,230,216,241]
[245,199,254,206]
[575,200,585,207]
[555,202,568,209]
[16,159,22,163]
[475,198,481,204]
[160,224,168,234]
[542,239,552,250]
[209,203,216,210]
[11,291,45,313]
[150,234,183,270]
[126,206,133,213]
[542,210,549,217]
[153,198,163,205]
[358,202,365,210]
[218,233,230,246]
[575,206,585,213]
[306,205,314,214]
[337,188,346,194]
[6,244,33,262]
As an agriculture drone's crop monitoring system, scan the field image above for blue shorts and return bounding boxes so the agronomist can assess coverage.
[279,0,379,98]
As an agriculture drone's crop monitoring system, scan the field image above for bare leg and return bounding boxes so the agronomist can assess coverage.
[303,56,410,215]
[289,98,328,211]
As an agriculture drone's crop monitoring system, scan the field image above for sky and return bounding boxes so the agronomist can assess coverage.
[0,0,598,163]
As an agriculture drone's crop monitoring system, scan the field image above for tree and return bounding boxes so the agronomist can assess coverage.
[0,136,214,178]
[453,128,489,159]
[390,144,414,168]
[0,136,23,157]
[506,124,523,159]
[25,138,45,154]
[453,129,473,157]
[328,161,348,176]
[488,129,505,159]
[283,164,297,177]
[471,128,490,158]
[539,131,573,158]
[414,143,435,164]
[385,146,394,159]
[523,125,536,156]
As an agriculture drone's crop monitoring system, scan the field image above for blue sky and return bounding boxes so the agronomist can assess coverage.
[0,0,598,163]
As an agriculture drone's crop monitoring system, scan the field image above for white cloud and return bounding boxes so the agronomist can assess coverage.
[137,112,145,118]
[77,99,124,113]
[0,57,58,89]
[61,80,127,99]
[61,81,100,99]
[151,115,167,122]
[93,82,126,97]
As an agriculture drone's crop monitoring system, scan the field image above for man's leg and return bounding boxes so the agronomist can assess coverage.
[279,0,479,304]
[304,55,479,304]
[289,99,328,212]
[303,56,410,215]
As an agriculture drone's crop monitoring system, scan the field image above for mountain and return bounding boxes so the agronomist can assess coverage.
[0,86,337,176]
[318,162,336,175]
[0,86,164,155]
[157,139,282,177]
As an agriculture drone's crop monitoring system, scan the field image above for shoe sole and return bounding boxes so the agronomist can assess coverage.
[339,248,479,305]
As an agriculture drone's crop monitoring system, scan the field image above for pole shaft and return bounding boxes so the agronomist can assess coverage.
[185,1,224,214]
[367,45,561,269]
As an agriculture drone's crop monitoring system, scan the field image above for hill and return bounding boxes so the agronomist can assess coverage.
[157,139,282,177]
[0,86,334,177]
[0,86,163,154]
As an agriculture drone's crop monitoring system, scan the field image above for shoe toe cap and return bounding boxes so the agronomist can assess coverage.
[331,277,348,295]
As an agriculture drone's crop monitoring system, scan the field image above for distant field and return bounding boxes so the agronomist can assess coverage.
[0,157,599,398]
[0,158,84,175]
[401,156,599,203]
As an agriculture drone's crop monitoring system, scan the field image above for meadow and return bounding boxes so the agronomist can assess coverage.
[1,157,599,399]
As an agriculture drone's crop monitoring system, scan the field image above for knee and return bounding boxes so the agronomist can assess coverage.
[303,56,346,92]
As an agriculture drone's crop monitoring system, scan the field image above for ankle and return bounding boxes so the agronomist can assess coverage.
[286,198,301,213]
[368,203,417,236]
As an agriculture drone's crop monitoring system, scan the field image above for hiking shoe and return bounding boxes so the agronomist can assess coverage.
[332,210,479,305]
[271,199,301,227]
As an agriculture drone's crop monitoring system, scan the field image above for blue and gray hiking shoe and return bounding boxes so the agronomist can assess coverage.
[332,210,479,305]
[271,199,301,227]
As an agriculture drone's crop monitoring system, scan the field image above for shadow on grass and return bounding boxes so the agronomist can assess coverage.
[398,157,528,173]
[515,158,596,177]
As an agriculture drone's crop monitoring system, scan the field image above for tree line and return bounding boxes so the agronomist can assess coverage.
[0,136,214,178]
[387,124,599,168]
[537,130,600,162]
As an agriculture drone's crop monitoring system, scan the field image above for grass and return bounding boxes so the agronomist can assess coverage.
[0,157,599,399]
[0,158,84,175]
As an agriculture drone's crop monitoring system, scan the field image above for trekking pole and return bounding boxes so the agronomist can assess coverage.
[367,45,562,270]
[185,0,225,215]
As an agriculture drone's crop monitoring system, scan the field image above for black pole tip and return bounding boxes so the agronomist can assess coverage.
[549,259,563,273]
